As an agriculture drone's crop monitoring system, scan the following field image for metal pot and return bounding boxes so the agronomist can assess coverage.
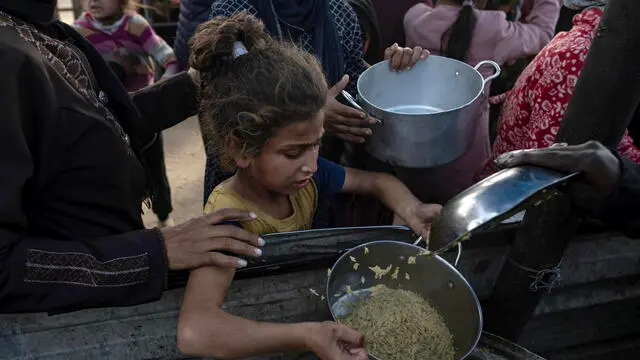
[343,56,500,168]
[326,241,482,360]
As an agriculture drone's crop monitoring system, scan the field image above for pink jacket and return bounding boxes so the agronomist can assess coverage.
[394,0,560,203]
[404,0,561,69]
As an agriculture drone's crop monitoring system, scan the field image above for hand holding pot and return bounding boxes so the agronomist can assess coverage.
[384,43,429,72]
[494,141,621,210]
[324,75,377,143]
[304,322,368,360]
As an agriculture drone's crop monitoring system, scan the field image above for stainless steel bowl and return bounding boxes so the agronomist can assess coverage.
[327,241,482,360]
[428,166,579,253]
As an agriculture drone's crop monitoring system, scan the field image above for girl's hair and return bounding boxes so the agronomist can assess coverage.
[440,0,478,62]
[189,12,328,169]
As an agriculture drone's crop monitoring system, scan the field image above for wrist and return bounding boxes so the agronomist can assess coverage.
[395,197,422,223]
[297,322,322,352]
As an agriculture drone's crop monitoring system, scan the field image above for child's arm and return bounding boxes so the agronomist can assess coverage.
[179,265,304,358]
[341,167,442,237]
[493,0,561,63]
[130,13,179,77]
[178,219,366,358]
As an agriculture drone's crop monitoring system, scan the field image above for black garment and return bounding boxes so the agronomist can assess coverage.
[174,0,215,70]
[347,0,381,64]
[248,0,344,85]
[108,61,127,83]
[601,156,640,238]
[140,134,173,220]
[555,6,581,34]
[0,2,197,313]
[371,0,421,48]
[108,62,174,220]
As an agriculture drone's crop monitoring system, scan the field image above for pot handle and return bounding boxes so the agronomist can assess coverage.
[341,90,383,125]
[413,236,463,268]
[475,60,501,88]
[341,90,366,113]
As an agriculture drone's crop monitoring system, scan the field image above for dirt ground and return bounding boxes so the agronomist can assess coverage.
[142,116,206,228]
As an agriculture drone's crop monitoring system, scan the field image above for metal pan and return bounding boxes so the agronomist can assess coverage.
[326,240,482,360]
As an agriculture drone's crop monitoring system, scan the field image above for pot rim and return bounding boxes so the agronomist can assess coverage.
[356,56,486,117]
[326,240,483,360]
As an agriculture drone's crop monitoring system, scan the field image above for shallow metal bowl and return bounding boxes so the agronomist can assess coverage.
[429,166,579,253]
[327,241,482,360]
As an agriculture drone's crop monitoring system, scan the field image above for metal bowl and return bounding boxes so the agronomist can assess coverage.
[429,166,579,254]
[327,241,482,360]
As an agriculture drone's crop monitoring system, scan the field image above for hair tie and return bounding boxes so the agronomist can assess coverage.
[462,0,474,6]
[233,41,248,59]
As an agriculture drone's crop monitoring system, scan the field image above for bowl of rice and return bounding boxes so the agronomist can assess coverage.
[326,240,482,360]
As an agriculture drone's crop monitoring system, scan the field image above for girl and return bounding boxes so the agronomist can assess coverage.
[398,0,560,204]
[74,0,180,91]
[203,0,428,203]
[75,0,180,227]
[177,13,441,359]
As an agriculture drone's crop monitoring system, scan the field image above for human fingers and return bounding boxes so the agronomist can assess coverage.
[335,132,367,144]
[405,46,424,70]
[203,208,258,225]
[197,250,249,269]
[328,101,370,122]
[332,324,364,348]
[494,147,582,173]
[204,224,265,248]
[330,123,372,139]
[383,43,399,61]
[328,74,350,98]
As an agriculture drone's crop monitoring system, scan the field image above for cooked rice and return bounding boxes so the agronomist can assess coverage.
[339,285,455,360]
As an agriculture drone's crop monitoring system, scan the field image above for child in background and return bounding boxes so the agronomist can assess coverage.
[177,13,440,359]
[74,0,179,91]
[75,0,179,227]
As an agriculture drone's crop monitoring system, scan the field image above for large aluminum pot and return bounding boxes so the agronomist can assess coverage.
[345,56,500,168]
[327,241,482,360]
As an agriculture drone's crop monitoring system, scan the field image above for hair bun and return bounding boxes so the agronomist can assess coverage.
[189,11,271,79]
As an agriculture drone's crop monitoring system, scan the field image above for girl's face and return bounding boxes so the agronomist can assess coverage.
[236,112,325,195]
[85,0,122,20]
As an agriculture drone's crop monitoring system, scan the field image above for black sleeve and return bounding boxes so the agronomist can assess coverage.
[0,36,167,314]
[130,71,199,134]
[599,155,640,238]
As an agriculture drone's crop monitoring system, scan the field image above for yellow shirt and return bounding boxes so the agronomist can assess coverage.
[204,179,318,235]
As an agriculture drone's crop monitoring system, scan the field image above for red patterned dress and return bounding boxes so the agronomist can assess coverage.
[480,7,640,178]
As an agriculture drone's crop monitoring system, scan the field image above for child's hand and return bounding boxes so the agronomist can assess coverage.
[384,43,429,72]
[404,203,442,240]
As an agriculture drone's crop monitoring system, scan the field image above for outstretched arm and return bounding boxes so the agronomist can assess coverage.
[341,168,441,238]
[178,265,366,359]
